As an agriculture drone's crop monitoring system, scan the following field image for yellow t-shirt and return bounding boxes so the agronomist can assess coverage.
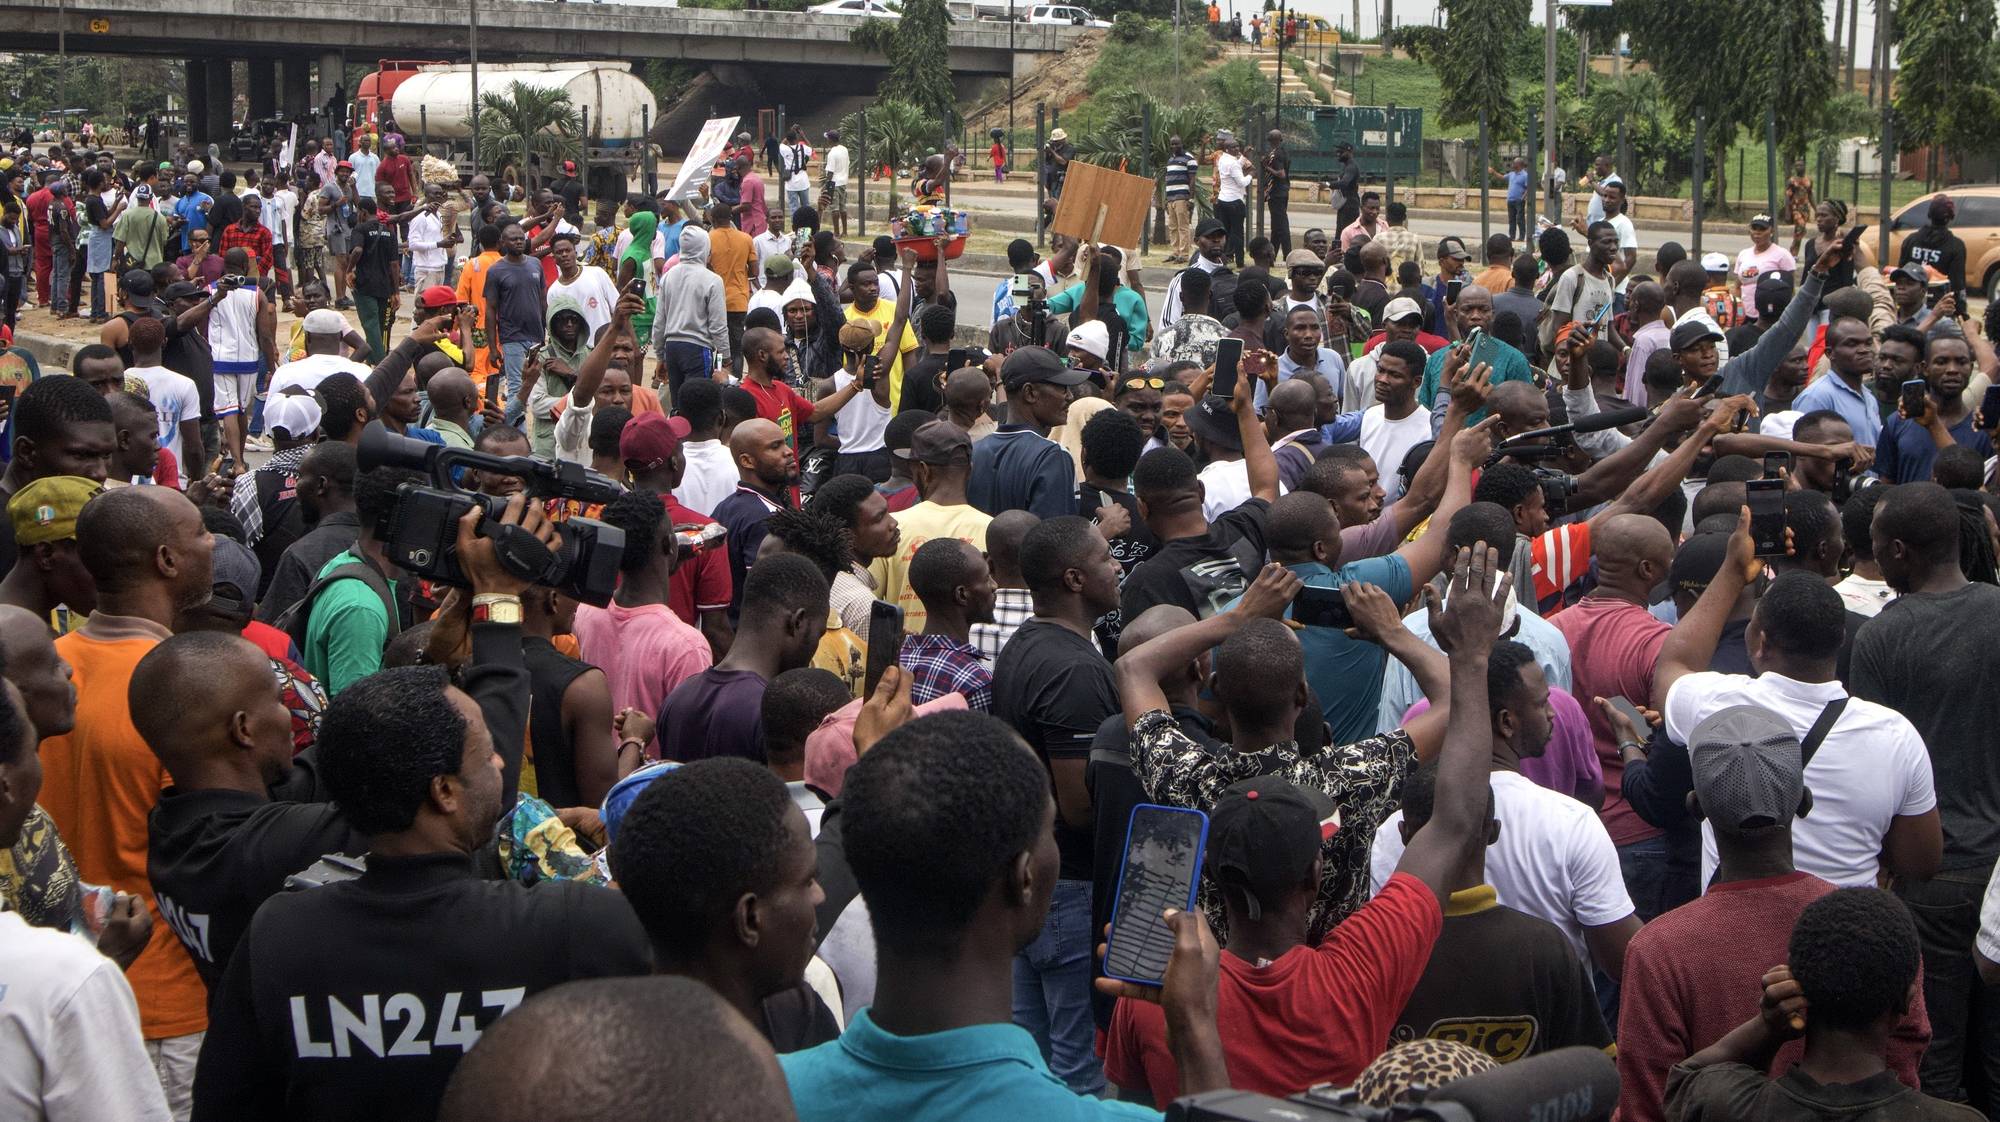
[869,500,994,634]
[843,300,920,412]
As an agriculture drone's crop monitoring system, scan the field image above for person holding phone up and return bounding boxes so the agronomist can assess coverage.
[1872,332,1993,484]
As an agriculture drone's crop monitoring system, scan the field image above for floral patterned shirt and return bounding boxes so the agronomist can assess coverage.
[1130,708,1417,944]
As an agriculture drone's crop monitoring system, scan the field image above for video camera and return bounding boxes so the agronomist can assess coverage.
[1167,1046,1617,1122]
[355,421,626,606]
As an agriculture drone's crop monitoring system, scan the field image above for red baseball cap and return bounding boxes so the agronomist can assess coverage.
[563,160,578,174]
[419,285,459,309]
[620,413,692,471]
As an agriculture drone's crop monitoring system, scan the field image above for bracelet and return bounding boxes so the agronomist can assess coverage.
[1618,740,1646,755]
[471,593,521,607]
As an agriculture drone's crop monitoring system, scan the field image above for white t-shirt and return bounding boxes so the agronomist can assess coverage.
[674,438,738,517]
[1665,670,1937,890]
[259,188,296,245]
[128,365,201,476]
[829,371,891,454]
[1359,405,1432,503]
[1196,457,1286,521]
[781,142,816,193]
[1371,769,1635,970]
[1216,153,1251,204]
[1833,573,1895,618]
[267,352,373,399]
[1734,244,1798,317]
[824,145,850,186]
[552,393,596,466]
[548,264,620,342]
[0,908,173,1121]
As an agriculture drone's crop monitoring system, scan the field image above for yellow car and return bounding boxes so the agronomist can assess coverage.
[1886,186,2000,302]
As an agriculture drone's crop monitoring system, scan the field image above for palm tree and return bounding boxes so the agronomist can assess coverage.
[465,81,581,192]
[1074,90,1225,242]
[838,99,934,213]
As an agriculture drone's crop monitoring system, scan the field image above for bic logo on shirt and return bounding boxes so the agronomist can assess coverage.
[1394,1017,1540,1063]
[289,987,526,1058]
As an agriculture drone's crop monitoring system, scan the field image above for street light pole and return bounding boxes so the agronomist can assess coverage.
[1542,0,1557,221]
[469,0,481,172]
[1008,0,1015,161]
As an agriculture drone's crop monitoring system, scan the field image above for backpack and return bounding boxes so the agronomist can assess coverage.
[274,558,402,654]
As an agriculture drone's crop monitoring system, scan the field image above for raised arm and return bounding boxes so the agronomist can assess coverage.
[1719,266,1830,398]
[1654,507,1759,701]
[1119,564,1301,726]
[570,288,645,408]
[1393,546,1509,904]
[1395,416,1497,585]
[1236,356,1280,503]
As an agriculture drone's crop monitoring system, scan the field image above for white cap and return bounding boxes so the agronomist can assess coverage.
[1759,410,1802,440]
[187,159,204,175]
[1067,319,1110,360]
[264,394,323,439]
[302,308,347,335]
[1383,296,1425,323]
[1700,252,1731,273]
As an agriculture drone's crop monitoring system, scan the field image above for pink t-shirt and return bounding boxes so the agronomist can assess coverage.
[1551,595,1672,846]
[1401,687,1602,805]
[1733,244,1797,317]
[573,601,713,759]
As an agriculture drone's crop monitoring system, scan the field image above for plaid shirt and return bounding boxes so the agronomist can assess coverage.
[232,444,313,545]
[969,587,1034,666]
[898,632,993,712]
[218,220,274,277]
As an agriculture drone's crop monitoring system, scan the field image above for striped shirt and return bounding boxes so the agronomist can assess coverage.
[1164,153,1199,201]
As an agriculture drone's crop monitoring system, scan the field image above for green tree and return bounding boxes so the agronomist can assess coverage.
[1071,88,1221,237]
[884,0,962,135]
[1435,0,1531,139]
[1894,0,2000,170]
[1758,0,1836,163]
[466,81,581,190]
[838,99,933,204]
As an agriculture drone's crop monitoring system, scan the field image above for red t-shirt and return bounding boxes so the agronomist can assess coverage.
[240,619,295,662]
[666,496,732,626]
[376,153,414,204]
[1550,594,1672,846]
[1363,330,1451,355]
[1105,872,1442,1104]
[742,376,815,452]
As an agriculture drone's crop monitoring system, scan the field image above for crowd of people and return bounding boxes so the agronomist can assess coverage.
[4,120,2000,1122]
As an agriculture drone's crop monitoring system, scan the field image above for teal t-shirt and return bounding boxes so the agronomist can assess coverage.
[780,1007,1162,1122]
[303,549,398,696]
[1045,283,1151,357]
[1224,556,1414,745]
[1417,336,1534,417]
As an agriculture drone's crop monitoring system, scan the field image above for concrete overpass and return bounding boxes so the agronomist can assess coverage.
[3,0,1080,141]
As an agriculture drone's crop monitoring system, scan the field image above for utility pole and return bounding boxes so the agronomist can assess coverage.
[469,0,481,172]
[1008,0,1017,153]
[1878,0,1892,264]
[1542,0,1557,221]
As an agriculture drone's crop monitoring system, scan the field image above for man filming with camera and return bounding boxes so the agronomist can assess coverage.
[191,494,652,1121]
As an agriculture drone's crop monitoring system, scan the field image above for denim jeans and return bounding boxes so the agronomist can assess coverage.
[1508,200,1528,242]
[1899,868,2000,1113]
[89,270,106,319]
[501,340,531,427]
[1012,878,1103,1095]
[49,247,70,314]
[785,187,811,219]
[660,341,712,404]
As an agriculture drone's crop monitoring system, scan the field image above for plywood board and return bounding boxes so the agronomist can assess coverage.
[1050,161,1156,250]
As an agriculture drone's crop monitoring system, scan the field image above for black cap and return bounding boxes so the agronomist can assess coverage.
[161,280,202,302]
[1000,346,1090,390]
[1184,393,1243,451]
[1669,318,1724,352]
[1206,775,1340,921]
[1195,216,1227,238]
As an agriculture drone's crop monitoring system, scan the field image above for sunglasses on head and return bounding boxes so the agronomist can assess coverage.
[1119,377,1166,392]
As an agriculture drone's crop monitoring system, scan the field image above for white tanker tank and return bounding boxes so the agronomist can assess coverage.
[386,61,656,144]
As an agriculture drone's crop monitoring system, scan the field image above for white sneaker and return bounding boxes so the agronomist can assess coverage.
[245,434,274,452]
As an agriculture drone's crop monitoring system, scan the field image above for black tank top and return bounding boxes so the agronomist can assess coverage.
[522,636,596,809]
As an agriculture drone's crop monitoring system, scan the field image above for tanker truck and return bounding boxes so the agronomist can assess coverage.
[352,60,657,200]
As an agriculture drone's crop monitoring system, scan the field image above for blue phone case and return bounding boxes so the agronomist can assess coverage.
[1102,804,1210,987]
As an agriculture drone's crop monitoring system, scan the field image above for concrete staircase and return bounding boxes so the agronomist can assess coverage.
[1222,45,1339,105]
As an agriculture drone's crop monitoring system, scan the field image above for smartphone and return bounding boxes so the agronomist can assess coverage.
[1840,223,1868,254]
[863,600,904,699]
[1747,477,1788,558]
[1102,805,1210,986]
[1761,451,1792,480]
[0,384,16,411]
[1590,299,1614,329]
[484,371,502,407]
[1606,695,1654,742]
[1900,377,1929,419]
[1212,337,1244,401]
[1010,272,1041,299]
[861,354,880,388]
[1692,373,1725,398]
[1462,327,1486,368]
[621,276,644,298]
[1291,584,1355,630]
[1978,385,2000,431]
[947,347,969,372]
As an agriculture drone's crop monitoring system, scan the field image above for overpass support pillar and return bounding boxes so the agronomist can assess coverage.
[187,60,211,146]
[204,58,233,145]
[283,57,312,117]
[317,52,344,110]
[249,59,278,121]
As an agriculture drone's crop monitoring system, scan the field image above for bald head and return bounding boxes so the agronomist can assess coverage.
[729,417,784,459]
[945,366,992,414]
[1118,604,1198,656]
[1358,241,1389,276]
[438,977,796,1122]
[1489,381,1549,437]
[76,485,212,602]
[1267,379,1318,431]
[1594,512,1675,585]
[1666,260,1710,304]
[985,509,1041,586]
[1457,284,1492,307]
[1628,281,1666,320]
[426,369,478,423]
[131,631,290,785]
